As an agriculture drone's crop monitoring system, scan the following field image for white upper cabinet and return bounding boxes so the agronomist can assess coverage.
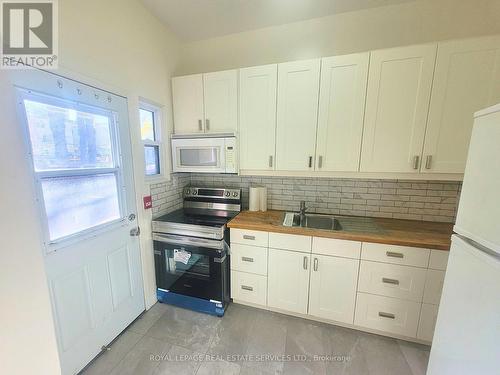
[422,36,500,173]
[172,74,205,134]
[360,44,437,173]
[276,59,321,171]
[239,64,277,170]
[203,69,238,133]
[316,53,369,172]
[172,70,237,134]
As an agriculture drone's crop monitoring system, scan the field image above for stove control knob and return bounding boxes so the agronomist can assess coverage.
[185,189,190,195]
[232,192,238,197]
[192,190,197,195]
[225,191,230,197]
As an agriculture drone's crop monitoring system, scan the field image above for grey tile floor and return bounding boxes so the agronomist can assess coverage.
[80,302,430,375]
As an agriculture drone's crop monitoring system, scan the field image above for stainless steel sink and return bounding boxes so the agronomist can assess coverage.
[283,213,342,230]
[283,212,384,233]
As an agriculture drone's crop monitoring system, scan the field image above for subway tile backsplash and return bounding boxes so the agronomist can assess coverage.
[152,173,462,223]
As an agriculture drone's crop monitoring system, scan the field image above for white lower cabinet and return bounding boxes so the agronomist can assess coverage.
[231,271,267,306]
[355,293,421,337]
[267,248,310,314]
[417,303,439,341]
[308,255,359,324]
[230,229,448,343]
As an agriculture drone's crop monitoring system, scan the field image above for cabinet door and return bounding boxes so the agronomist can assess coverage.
[309,255,359,324]
[316,53,369,172]
[268,248,310,314]
[276,59,320,171]
[360,44,436,172]
[203,70,238,133]
[422,36,500,173]
[239,64,277,170]
[172,74,205,134]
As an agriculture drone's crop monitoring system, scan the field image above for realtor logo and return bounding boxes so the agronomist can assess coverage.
[1,0,58,69]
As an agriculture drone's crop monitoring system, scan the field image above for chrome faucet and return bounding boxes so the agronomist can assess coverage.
[299,201,307,226]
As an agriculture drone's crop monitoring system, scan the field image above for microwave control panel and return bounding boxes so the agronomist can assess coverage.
[225,137,237,173]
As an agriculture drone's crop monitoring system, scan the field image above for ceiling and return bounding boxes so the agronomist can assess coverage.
[141,0,416,42]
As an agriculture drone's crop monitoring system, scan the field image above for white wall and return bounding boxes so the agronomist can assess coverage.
[177,0,500,74]
[0,0,180,374]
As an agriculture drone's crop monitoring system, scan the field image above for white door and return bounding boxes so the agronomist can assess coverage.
[239,64,277,170]
[427,235,500,375]
[316,53,369,172]
[172,74,205,134]
[12,70,144,375]
[267,248,310,314]
[360,44,436,172]
[276,59,321,171]
[308,255,359,324]
[203,70,238,133]
[422,36,500,173]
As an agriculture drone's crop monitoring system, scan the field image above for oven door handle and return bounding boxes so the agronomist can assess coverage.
[153,233,226,250]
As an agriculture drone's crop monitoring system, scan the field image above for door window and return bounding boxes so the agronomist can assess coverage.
[21,92,124,243]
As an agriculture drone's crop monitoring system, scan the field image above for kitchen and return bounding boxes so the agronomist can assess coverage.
[1,1,499,375]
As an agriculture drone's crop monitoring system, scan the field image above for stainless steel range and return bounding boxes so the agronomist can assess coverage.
[152,187,241,316]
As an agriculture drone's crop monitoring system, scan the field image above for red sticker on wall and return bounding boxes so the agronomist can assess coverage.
[143,195,152,209]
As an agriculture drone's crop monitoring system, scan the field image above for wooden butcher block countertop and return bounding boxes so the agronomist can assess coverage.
[228,210,453,251]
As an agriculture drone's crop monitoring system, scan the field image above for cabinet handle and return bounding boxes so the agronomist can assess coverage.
[318,156,323,169]
[382,277,400,285]
[313,257,319,272]
[206,119,210,131]
[241,256,254,263]
[198,119,203,131]
[425,155,432,169]
[378,312,396,319]
[269,155,273,168]
[243,235,255,240]
[241,285,253,291]
[412,155,420,170]
[308,156,313,168]
[386,251,404,258]
[303,256,308,270]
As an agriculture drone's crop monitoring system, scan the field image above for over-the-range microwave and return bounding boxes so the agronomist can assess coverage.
[171,133,238,173]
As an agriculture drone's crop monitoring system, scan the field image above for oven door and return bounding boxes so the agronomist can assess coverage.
[171,137,226,173]
[153,233,228,303]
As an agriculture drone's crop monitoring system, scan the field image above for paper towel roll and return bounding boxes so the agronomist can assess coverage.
[249,186,261,211]
[259,186,267,211]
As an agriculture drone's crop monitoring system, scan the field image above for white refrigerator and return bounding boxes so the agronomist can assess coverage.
[427,104,500,375]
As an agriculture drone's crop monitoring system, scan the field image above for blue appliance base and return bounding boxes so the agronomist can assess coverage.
[157,289,226,317]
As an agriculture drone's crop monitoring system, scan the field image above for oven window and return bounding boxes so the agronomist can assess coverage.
[179,147,219,167]
[165,248,210,279]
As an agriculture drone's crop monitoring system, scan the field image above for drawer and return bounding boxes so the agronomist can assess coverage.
[231,229,268,247]
[230,243,268,276]
[269,232,311,253]
[423,269,445,305]
[231,271,267,306]
[417,303,439,342]
[354,292,420,338]
[358,261,426,302]
[428,250,449,270]
[312,237,361,259]
[361,243,430,268]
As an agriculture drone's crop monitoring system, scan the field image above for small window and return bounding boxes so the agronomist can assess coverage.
[139,102,162,177]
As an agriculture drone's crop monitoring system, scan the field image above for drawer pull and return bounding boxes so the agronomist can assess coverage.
[241,256,254,263]
[378,312,396,319]
[382,277,400,285]
[243,235,256,240]
[313,257,319,272]
[386,251,404,259]
[303,256,308,270]
[241,285,254,291]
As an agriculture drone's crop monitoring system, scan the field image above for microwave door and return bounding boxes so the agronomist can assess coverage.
[172,138,225,173]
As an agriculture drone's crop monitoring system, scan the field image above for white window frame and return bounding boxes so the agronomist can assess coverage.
[139,99,165,181]
[16,88,128,252]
